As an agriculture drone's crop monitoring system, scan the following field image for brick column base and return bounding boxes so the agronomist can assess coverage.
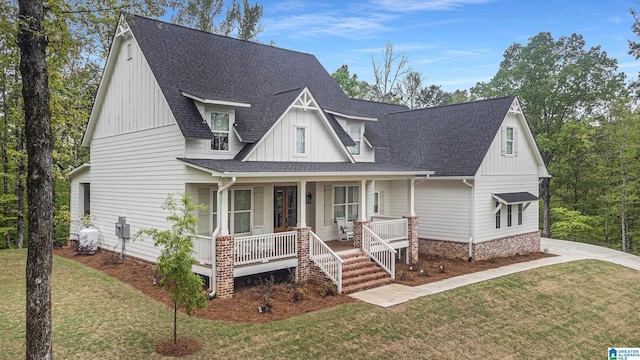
[353,221,369,249]
[405,216,419,264]
[295,227,311,282]
[216,235,234,299]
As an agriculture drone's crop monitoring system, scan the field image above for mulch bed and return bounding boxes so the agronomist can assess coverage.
[53,246,554,323]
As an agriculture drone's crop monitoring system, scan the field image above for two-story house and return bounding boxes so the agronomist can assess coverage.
[68,14,549,298]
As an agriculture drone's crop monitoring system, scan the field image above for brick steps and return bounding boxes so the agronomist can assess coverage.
[340,251,392,294]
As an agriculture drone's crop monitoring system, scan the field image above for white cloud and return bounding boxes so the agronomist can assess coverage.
[262,12,395,39]
[369,0,495,12]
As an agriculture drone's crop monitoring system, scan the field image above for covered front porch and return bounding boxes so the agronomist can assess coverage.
[190,215,418,298]
[182,161,430,298]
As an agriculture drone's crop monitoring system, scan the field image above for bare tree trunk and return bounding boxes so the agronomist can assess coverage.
[18,0,54,358]
[620,148,630,252]
[541,177,551,237]
[16,129,25,249]
[1,62,9,249]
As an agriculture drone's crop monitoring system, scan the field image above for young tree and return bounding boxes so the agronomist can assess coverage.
[18,0,54,358]
[472,32,625,237]
[371,42,411,103]
[137,193,208,344]
[331,64,371,99]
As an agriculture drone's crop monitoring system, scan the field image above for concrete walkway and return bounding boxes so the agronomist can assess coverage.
[349,238,640,307]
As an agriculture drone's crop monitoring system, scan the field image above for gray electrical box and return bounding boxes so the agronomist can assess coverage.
[115,216,130,239]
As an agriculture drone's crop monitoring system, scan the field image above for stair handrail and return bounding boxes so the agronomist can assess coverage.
[309,231,344,294]
[362,225,396,280]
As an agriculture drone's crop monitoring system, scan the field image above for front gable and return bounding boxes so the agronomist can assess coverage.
[242,88,354,162]
[477,98,549,177]
[83,15,177,146]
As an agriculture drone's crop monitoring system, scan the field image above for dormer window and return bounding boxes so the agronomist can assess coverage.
[210,112,229,151]
[349,125,362,155]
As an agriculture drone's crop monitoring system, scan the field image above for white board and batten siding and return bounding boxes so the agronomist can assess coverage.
[334,117,375,162]
[91,36,174,140]
[244,108,347,162]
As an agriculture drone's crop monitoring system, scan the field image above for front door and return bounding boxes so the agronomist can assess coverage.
[274,186,297,232]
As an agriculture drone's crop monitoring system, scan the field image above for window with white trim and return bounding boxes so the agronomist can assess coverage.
[518,204,523,225]
[211,189,252,234]
[210,112,230,151]
[294,126,306,155]
[373,191,379,214]
[334,185,358,222]
[507,205,512,227]
[348,125,362,155]
[495,201,501,229]
[505,127,514,155]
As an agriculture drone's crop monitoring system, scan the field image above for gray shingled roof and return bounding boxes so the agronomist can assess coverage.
[374,96,517,177]
[127,14,382,141]
[494,192,540,203]
[179,158,430,174]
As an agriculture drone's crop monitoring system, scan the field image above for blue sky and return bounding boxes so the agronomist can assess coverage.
[253,0,640,92]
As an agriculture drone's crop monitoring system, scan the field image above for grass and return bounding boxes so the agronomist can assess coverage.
[1,249,640,359]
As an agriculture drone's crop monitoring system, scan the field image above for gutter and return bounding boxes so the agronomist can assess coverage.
[209,176,237,299]
[463,179,474,262]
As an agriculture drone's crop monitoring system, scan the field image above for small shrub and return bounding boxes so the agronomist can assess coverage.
[419,265,429,277]
[100,250,120,266]
[256,275,276,314]
[438,264,445,274]
[290,287,306,302]
[318,282,337,297]
[398,270,414,281]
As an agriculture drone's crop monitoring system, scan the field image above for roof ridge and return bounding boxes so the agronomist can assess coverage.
[389,95,516,115]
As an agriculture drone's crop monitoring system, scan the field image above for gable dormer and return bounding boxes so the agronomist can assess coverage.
[242,88,354,162]
[326,111,377,162]
[182,92,251,158]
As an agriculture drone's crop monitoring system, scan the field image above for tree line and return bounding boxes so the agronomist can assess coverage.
[333,31,637,253]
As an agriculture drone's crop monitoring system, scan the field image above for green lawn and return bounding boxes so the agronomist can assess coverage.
[1,249,639,359]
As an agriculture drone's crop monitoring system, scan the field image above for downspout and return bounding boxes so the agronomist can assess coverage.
[209,176,236,299]
[463,179,474,262]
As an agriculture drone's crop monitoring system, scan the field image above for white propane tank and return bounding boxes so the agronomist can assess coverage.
[78,225,99,254]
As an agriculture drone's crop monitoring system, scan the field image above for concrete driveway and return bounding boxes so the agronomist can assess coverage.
[350,238,640,307]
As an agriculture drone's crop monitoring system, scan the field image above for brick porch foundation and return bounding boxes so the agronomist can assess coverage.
[215,234,234,299]
[419,231,541,261]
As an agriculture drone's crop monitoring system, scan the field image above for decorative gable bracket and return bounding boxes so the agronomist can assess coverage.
[292,91,317,111]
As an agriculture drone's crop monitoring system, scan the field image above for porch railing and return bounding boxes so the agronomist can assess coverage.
[362,226,396,280]
[192,234,213,265]
[370,215,401,222]
[369,218,408,243]
[234,231,297,266]
[309,231,344,294]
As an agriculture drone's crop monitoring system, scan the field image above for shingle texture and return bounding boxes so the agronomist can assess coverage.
[494,192,540,203]
[179,158,426,173]
[372,96,517,176]
[127,14,378,141]
[126,15,521,177]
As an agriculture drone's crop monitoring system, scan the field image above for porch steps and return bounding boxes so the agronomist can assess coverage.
[340,251,392,294]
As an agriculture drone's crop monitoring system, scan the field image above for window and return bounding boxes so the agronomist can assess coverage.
[295,126,306,155]
[334,185,358,222]
[126,43,132,60]
[373,191,379,214]
[507,205,512,227]
[349,125,362,155]
[210,112,230,151]
[505,127,514,155]
[211,189,252,234]
[518,204,523,225]
[495,201,501,229]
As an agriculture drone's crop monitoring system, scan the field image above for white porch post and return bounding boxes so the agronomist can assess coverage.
[407,177,415,217]
[219,188,229,235]
[298,180,307,227]
[366,180,375,219]
[359,179,367,221]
